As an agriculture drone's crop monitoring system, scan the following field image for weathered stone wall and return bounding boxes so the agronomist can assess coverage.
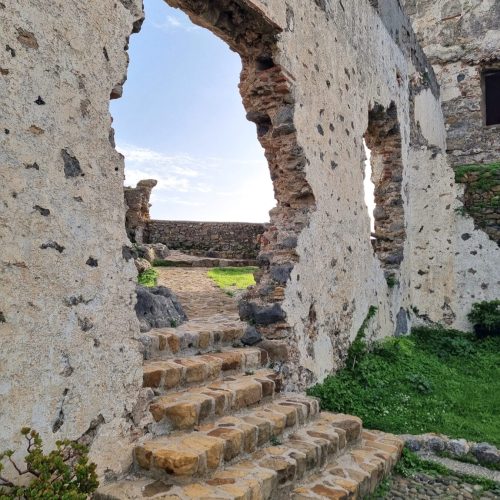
[402,0,500,245]
[455,164,500,245]
[403,0,500,167]
[1,0,499,476]
[124,179,157,243]
[145,220,267,259]
[0,0,145,475]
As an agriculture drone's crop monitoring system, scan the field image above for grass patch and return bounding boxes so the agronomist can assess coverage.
[455,162,500,192]
[207,267,257,290]
[138,268,158,287]
[308,327,500,446]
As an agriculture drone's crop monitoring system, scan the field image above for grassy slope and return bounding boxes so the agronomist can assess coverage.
[308,327,500,446]
[207,267,257,290]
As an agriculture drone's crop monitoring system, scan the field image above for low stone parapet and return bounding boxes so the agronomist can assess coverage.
[144,220,268,259]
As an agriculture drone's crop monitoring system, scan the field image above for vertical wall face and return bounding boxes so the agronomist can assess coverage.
[403,0,500,167]
[0,0,145,474]
[240,0,499,386]
[0,0,499,471]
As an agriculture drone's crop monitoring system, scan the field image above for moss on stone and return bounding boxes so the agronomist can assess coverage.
[455,162,500,192]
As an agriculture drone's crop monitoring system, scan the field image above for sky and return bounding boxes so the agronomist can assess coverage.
[111,0,275,223]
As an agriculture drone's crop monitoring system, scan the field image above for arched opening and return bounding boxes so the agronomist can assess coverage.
[111,0,275,226]
[111,0,316,352]
[364,102,405,274]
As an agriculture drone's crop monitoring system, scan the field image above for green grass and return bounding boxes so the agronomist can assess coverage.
[138,268,158,287]
[308,327,500,446]
[207,267,257,290]
[455,162,500,192]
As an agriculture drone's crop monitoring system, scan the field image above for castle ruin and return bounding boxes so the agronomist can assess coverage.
[0,0,498,496]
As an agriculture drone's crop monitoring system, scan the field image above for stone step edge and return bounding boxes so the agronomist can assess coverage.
[94,411,367,499]
[140,323,246,360]
[291,429,405,499]
[161,427,403,499]
[143,347,269,395]
[148,369,282,433]
[133,395,324,479]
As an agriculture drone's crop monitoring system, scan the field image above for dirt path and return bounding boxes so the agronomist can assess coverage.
[156,266,239,321]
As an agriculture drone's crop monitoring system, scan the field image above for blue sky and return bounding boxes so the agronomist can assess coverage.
[111,0,275,222]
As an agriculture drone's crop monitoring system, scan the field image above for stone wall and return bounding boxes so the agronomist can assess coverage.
[455,163,500,245]
[0,0,145,475]
[124,179,157,243]
[145,220,267,259]
[1,0,499,476]
[402,0,500,246]
[403,0,500,167]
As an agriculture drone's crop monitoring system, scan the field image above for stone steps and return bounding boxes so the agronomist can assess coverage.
[95,268,404,499]
[134,394,321,479]
[140,319,246,360]
[97,416,403,499]
[143,348,268,394]
[291,430,404,499]
[148,369,280,432]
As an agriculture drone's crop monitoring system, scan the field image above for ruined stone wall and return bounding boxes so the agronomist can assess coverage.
[145,220,267,259]
[454,164,500,245]
[0,0,145,475]
[124,179,157,243]
[1,0,499,475]
[403,0,500,167]
[402,0,500,245]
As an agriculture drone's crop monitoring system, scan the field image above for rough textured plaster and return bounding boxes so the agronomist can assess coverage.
[0,0,144,475]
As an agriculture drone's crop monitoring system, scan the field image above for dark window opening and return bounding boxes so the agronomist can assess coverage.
[484,70,500,126]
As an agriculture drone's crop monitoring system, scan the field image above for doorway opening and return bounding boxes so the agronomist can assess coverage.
[111,0,316,339]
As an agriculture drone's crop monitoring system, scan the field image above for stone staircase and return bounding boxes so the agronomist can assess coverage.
[96,268,403,499]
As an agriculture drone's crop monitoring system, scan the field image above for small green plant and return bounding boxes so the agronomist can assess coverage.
[367,476,392,499]
[137,268,158,288]
[346,306,378,370]
[455,162,500,192]
[169,319,177,328]
[269,436,282,446]
[0,428,98,499]
[386,274,398,288]
[467,300,500,338]
[406,373,433,395]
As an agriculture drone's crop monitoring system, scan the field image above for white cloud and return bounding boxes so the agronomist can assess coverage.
[120,144,214,193]
[120,143,274,222]
[152,14,200,33]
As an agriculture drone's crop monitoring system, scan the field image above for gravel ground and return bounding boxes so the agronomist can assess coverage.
[382,473,500,499]
[417,453,500,483]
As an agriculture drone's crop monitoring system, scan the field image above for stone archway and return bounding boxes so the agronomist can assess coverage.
[123,0,317,365]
